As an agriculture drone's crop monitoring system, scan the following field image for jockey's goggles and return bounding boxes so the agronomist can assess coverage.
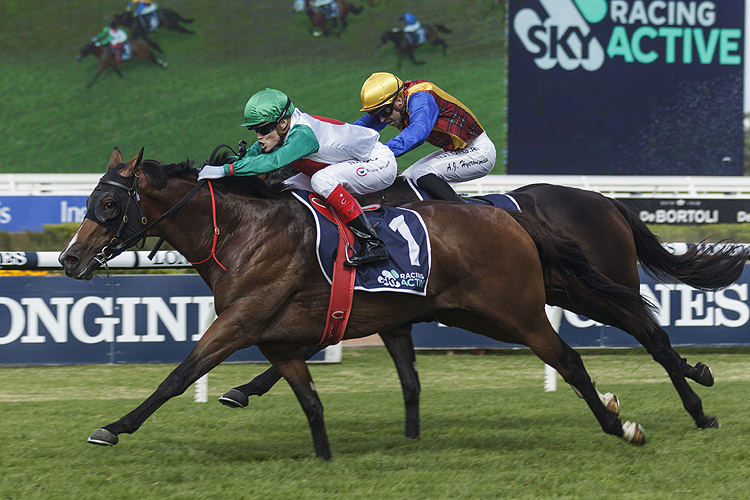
[248,121,279,136]
[247,98,292,135]
[368,104,393,118]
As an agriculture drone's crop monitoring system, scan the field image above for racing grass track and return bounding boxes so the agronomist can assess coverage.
[2,347,750,499]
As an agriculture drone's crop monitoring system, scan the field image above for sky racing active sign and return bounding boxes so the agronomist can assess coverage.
[508,0,744,175]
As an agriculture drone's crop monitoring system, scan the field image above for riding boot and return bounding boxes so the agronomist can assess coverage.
[346,213,389,266]
[326,185,388,267]
[416,173,466,203]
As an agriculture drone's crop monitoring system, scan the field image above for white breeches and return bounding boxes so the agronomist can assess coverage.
[283,141,398,198]
[401,132,496,183]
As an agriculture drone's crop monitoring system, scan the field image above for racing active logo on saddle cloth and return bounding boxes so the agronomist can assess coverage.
[292,191,431,296]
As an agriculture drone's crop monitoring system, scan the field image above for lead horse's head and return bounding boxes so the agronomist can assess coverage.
[59,147,149,279]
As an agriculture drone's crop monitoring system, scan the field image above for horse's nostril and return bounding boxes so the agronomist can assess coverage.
[61,254,80,269]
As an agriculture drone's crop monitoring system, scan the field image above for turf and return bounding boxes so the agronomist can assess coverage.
[2,348,750,499]
[0,0,506,174]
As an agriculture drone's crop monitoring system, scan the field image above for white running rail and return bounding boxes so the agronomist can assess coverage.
[4,174,750,198]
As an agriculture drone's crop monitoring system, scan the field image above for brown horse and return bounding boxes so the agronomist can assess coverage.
[77,39,167,90]
[59,148,651,459]
[378,24,451,69]
[222,176,746,437]
[306,0,363,37]
[113,9,194,35]
[110,9,194,54]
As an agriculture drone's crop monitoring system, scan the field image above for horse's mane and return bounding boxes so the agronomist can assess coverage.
[139,159,285,199]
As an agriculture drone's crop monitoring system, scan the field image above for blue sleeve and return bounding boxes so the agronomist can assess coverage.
[385,92,439,157]
[353,113,387,132]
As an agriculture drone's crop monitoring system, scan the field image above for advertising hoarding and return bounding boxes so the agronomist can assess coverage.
[508,0,744,175]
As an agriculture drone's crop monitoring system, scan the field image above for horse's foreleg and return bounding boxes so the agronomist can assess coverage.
[149,53,168,68]
[380,325,421,439]
[218,344,323,407]
[407,51,425,66]
[85,69,104,90]
[259,345,331,460]
[87,315,247,447]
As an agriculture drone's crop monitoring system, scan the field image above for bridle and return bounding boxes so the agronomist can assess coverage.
[86,167,205,275]
[86,146,240,275]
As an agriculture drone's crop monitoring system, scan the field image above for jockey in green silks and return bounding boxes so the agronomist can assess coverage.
[198,88,398,267]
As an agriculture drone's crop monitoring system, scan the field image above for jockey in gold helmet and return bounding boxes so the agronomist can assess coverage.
[199,88,397,266]
[127,0,159,31]
[355,72,496,203]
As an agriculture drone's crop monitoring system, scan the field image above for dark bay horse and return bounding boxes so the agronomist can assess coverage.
[306,0,363,37]
[112,9,194,53]
[378,24,451,69]
[77,39,167,89]
[58,148,653,459]
[223,177,747,437]
[113,9,194,35]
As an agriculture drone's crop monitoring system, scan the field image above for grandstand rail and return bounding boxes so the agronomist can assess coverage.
[4,174,750,198]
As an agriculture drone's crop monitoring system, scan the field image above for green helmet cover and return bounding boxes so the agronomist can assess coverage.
[241,88,295,127]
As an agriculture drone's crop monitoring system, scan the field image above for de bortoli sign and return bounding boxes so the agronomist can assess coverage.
[508,0,744,176]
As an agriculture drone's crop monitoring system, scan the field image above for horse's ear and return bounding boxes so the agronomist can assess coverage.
[119,147,144,178]
[108,147,123,171]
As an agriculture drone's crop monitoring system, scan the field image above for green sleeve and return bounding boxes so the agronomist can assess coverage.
[225,125,320,176]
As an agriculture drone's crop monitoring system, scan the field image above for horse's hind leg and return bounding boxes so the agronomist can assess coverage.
[637,327,719,428]
[259,344,331,460]
[555,290,718,429]
[527,330,645,445]
[218,344,323,407]
[380,325,421,439]
[174,24,195,34]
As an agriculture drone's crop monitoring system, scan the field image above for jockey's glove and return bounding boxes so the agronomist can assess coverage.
[198,165,226,180]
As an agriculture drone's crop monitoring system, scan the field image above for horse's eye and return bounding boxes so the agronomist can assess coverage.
[99,197,119,219]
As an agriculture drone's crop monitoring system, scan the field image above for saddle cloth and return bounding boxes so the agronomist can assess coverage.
[404,178,521,211]
[292,191,431,296]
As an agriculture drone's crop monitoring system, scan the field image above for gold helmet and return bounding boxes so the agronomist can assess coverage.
[360,72,404,112]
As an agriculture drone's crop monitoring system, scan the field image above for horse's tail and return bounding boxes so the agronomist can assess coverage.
[350,3,364,15]
[610,198,749,290]
[509,211,657,335]
[434,24,451,33]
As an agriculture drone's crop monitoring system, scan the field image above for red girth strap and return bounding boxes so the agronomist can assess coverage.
[310,193,356,346]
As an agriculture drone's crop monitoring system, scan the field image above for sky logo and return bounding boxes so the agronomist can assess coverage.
[513,0,607,71]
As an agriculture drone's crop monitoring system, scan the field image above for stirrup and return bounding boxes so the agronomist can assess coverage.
[345,244,388,267]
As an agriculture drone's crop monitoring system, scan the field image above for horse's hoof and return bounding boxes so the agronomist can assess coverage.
[218,388,248,408]
[622,421,645,446]
[87,428,118,446]
[694,362,714,387]
[698,416,720,429]
[601,392,620,415]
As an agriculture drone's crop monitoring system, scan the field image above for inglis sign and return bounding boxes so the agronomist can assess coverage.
[508,0,744,175]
